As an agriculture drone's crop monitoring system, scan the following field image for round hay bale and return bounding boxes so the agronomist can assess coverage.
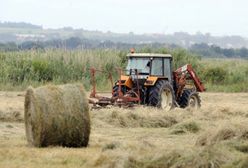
[24,84,90,147]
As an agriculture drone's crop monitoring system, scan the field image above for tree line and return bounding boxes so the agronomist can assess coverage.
[190,43,248,59]
[0,37,247,59]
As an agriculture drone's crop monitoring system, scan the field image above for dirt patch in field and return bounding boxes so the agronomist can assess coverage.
[0,92,24,122]
[0,110,23,122]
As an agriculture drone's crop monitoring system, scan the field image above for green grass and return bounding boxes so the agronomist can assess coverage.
[200,58,248,92]
[0,49,122,91]
[0,49,247,92]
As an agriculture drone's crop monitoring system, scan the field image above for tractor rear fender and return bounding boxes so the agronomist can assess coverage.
[144,77,168,86]
[116,75,133,88]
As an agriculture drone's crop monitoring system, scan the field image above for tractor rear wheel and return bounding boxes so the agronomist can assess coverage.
[148,80,175,111]
[179,89,201,109]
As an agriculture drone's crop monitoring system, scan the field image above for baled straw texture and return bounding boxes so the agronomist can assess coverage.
[24,84,90,147]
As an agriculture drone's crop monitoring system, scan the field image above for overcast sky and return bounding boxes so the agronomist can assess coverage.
[1,0,247,37]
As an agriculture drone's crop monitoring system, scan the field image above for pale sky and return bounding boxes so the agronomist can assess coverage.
[1,0,247,37]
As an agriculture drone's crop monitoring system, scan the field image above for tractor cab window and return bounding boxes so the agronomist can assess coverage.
[151,58,163,76]
[164,58,172,81]
[126,57,150,75]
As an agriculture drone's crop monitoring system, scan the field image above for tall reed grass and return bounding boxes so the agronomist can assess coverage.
[0,49,247,92]
[0,49,122,91]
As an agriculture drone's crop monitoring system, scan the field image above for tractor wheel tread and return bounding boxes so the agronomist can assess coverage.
[148,80,175,109]
[178,89,201,108]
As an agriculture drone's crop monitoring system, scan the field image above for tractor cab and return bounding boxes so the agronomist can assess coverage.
[126,53,173,81]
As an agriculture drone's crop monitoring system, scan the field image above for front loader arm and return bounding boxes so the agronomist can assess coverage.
[173,64,205,99]
[174,64,205,92]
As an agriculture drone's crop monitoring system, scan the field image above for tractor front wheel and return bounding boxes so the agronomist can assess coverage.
[148,80,175,111]
[178,89,201,109]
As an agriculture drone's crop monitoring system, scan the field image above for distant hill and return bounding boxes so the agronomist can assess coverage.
[0,21,248,49]
[0,21,42,29]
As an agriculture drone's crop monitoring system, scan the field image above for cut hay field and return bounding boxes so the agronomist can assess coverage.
[0,92,248,168]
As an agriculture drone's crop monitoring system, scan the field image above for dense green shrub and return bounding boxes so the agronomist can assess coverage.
[171,49,201,70]
[203,67,227,84]
[32,59,54,81]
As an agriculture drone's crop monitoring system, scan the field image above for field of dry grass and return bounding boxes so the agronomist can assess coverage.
[0,92,248,168]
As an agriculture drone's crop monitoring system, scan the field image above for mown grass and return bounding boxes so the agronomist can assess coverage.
[0,49,247,92]
[1,92,248,168]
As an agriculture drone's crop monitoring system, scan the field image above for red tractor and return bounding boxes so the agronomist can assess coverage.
[89,52,205,111]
